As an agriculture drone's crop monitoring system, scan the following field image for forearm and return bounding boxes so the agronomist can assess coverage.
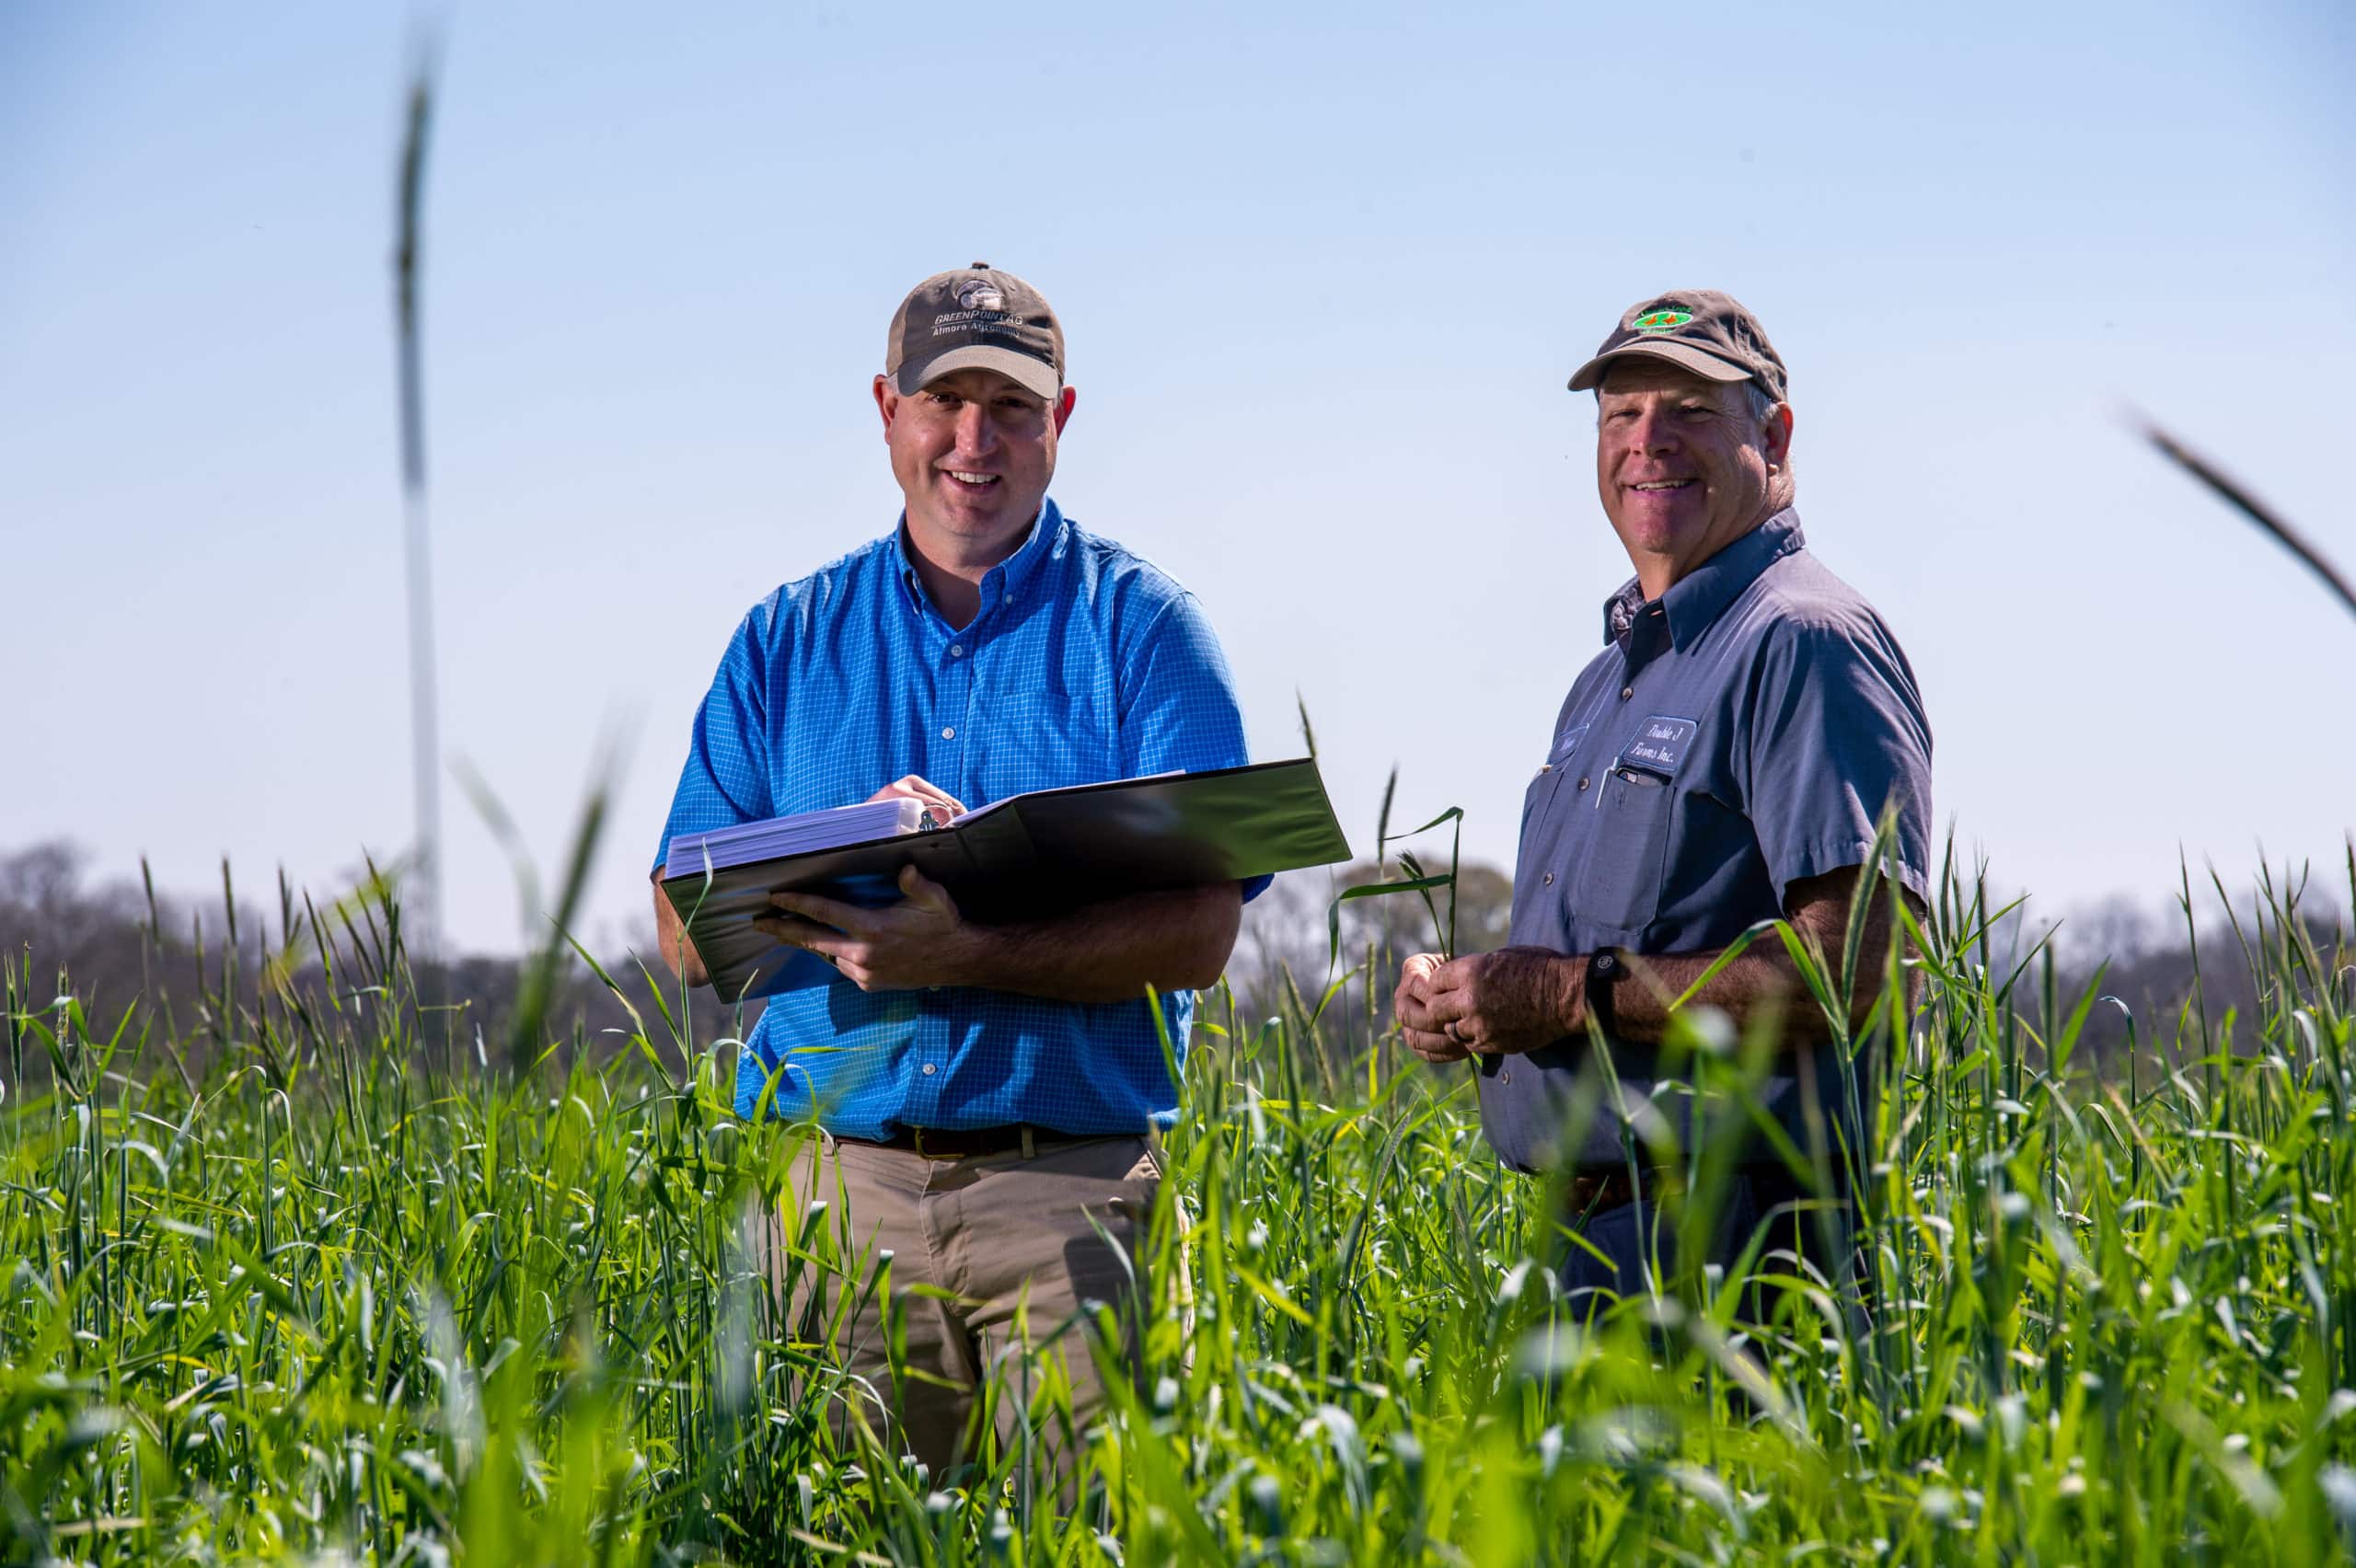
[1609,879,1903,1044]
[1410,943,1829,1048]
[944,881,1243,1005]
[1404,869,1909,1062]
[1603,946,1821,1044]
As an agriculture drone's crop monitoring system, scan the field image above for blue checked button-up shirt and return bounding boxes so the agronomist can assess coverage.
[654,499,1259,1138]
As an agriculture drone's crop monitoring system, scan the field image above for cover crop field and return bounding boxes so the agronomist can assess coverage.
[6,854,2355,1565]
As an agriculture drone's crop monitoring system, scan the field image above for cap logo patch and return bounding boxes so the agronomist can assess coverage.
[1633,309,1692,333]
[955,279,1005,311]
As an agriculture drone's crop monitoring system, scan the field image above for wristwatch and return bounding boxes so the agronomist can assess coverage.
[1585,949,1629,1036]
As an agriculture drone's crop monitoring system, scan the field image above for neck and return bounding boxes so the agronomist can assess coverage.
[902,509,1039,628]
[909,549,983,628]
[1631,494,1791,601]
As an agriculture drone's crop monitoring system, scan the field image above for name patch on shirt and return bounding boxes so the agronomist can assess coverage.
[1548,721,1590,765]
[1622,715,1698,776]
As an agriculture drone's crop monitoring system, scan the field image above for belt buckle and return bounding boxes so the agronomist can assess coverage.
[1567,1170,1633,1216]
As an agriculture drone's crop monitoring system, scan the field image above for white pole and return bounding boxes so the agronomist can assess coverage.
[394,63,444,960]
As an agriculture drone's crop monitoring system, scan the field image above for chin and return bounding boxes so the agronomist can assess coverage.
[1616,519,1693,554]
[950,498,1023,532]
[931,486,1002,520]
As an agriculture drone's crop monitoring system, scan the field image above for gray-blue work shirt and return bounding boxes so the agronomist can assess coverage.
[1477,509,1934,1172]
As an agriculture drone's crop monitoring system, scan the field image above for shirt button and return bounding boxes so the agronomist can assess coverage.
[1542,871,1554,885]
[1576,777,1589,791]
[921,1062,937,1076]
[1620,686,1634,700]
[949,644,964,658]
[941,726,955,740]
[1499,1070,1512,1086]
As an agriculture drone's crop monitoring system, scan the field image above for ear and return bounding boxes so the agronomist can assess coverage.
[1051,384,1078,436]
[1761,401,1794,469]
[873,374,898,437]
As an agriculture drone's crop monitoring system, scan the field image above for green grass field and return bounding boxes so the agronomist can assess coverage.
[6,847,2355,1565]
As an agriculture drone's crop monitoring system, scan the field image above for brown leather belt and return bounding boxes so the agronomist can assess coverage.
[846,1124,1091,1160]
[1565,1168,1682,1216]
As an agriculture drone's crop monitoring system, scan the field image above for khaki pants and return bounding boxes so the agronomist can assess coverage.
[753,1131,1162,1485]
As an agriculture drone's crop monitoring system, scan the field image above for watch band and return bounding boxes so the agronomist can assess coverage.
[1585,948,1627,1036]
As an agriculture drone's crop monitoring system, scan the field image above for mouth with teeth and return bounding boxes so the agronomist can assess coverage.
[942,469,1000,491]
[1629,479,1695,493]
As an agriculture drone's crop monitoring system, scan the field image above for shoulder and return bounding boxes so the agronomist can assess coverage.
[744,534,897,640]
[1737,550,1916,677]
[1057,517,1196,617]
[1056,516,1216,651]
[1053,516,1239,693]
[1750,549,1895,636]
[1731,551,1931,752]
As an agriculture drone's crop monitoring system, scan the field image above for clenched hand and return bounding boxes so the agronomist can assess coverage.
[1394,947,1580,1062]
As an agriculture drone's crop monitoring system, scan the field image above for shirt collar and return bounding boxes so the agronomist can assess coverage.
[992,496,1064,599]
[895,497,1066,619]
[1601,507,1806,651]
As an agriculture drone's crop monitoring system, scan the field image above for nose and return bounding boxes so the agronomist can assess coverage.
[952,399,997,458]
[1631,406,1680,455]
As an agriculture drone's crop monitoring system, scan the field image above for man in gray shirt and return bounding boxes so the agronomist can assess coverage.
[1394,290,1933,1298]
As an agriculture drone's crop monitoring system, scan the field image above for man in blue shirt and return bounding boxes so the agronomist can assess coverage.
[1393,290,1933,1307]
[653,264,1254,1480]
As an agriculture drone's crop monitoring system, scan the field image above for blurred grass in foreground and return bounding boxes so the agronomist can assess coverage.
[5,836,2356,1565]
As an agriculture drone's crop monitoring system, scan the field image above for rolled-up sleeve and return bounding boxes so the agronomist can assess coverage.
[1743,615,1934,905]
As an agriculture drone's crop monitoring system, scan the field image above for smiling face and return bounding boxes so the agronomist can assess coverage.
[875,366,1077,570]
[1594,357,1794,598]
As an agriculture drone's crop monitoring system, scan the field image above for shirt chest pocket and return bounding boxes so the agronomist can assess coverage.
[1574,715,1696,935]
[1578,764,1676,932]
[973,688,1117,804]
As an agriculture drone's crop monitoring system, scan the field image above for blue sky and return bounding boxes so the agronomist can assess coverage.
[5,0,2350,957]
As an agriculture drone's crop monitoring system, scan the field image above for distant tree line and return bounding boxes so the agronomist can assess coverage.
[4,839,2339,1095]
[1230,856,2352,1077]
[0,841,746,1089]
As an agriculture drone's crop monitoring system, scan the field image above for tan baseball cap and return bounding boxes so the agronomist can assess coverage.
[1567,289,1788,404]
[884,262,1064,400]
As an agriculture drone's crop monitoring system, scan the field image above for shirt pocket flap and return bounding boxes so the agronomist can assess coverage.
[1618,714,1698,779]
[1541,722,1590,774]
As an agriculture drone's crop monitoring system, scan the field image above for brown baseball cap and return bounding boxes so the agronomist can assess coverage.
[1567,289,1787,404]
[884,262,1064,400]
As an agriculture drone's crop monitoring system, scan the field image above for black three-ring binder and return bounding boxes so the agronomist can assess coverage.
[660,757,1351,1003]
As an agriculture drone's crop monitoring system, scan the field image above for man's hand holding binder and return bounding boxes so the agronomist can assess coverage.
[867,773,964,829]
[749,772,976,989]
[755,861,974,993]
